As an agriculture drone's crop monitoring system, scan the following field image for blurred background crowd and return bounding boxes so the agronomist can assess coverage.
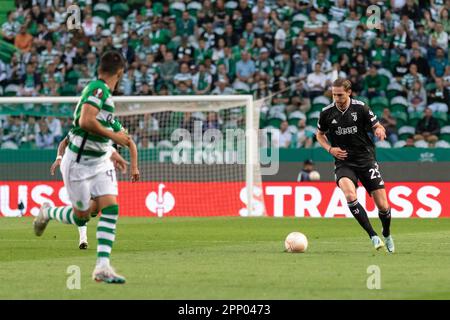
[0,0,448,150]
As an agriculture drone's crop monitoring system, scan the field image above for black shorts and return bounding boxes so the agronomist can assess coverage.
[334,162,385,195]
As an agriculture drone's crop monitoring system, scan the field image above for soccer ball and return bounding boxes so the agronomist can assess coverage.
[285,232,308,253]
[309,170,321,181]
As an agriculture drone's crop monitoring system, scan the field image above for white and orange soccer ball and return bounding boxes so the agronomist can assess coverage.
[285,232,308,253]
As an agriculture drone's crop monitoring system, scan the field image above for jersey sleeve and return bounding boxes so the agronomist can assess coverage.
[317,111,329,133]
[83,85,106,110]
[111,118,124,132]
[363,104,379,127]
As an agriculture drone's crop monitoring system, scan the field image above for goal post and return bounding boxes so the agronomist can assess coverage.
[0,95,267,218]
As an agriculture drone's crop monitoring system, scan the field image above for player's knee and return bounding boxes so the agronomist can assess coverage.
[74,208,91,220]
[344,193,357,203]
[378,203,390,213]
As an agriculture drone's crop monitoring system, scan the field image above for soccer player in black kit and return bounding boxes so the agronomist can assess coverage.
[316,78,395,252]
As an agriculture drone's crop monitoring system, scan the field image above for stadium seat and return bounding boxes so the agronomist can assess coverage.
[233,81,251,94]
[328,21,344,39]
[106,16,116,31]
[316,13,329,23]
[375,140,391,148]
[441,125,450,134]
[287,111,306,126]
[336,41,353,57]
[187,1,202,17]
[267,112,287,128]
[305,125,316,134]
[390,96,409,113]
[393,140,406,148]
[435,140,450,148]
[377,68,393,80]
[378,74,390,92]
[306,111,320,126]
[354,96,369,105]
[291,13,309,30]
[408,111,423,127]
[398,125,415,140]
[434,112,448,128]
[225,1,238,15]
[440,134,450,144]
[111,3,130,18]
[414,140,429,148]
[386,82,404,100]
[92,16,105,27]
[425,82,436,91]
[288,125,298,134]
[4,84,19,96]
[370,96,389,109]
[170,2,186,19]
[312,95,330,106]
[310,96,330,113]
[93,3,111,20]
[392,110,408,128]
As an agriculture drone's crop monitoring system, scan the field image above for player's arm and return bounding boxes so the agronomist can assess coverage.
[50,136,69,175]
[128,137,140,182]
[364,104,386,141]
[316,113,347,160]
[79,103,130,146]
[112,118,140,182]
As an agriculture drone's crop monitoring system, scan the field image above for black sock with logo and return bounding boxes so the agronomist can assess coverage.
[348,200,377,238]
[378,207,391,237]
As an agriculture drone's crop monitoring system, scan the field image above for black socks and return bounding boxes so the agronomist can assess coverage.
[348,200,377,238]
[378,208,391,237]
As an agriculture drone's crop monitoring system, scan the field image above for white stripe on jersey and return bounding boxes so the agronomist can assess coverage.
[352,99,365,105]
[70,133,113,152]
[322,103,335,111]
[87,96,101,105]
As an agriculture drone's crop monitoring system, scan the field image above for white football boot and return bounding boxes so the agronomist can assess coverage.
[383,235,395,253]
[92,265,126,284]
[370,235,385,251]
[33,202,51,236]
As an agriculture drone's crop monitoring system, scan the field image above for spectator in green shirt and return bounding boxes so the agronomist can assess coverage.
[363,65,384,98]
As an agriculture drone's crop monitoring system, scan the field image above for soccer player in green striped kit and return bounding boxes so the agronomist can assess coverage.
[33,51,140,284]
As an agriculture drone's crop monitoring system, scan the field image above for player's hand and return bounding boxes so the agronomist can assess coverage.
[112,131,131,147]
[131,166,140,182]
[374,126,386,141]
[114,158,129,174]
[330,147,348,160]
[50,159,61,175]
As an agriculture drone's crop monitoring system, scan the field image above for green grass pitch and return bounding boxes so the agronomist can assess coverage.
[1,217,450,299]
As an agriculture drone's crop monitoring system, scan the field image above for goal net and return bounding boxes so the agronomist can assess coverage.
[0,96,266,218]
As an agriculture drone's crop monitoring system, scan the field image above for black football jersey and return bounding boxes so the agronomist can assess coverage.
[317,98,379,167]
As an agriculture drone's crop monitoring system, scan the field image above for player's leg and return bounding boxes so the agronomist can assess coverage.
[357,162,394,251]
[78,200,100,250]
[33,183,91,236]
[34,159,93,236]
[372,189,395,253]
[336,166,382,249]
[90,166,125,284]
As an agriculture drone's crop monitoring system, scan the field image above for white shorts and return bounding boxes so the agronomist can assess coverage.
[60,153,118,211]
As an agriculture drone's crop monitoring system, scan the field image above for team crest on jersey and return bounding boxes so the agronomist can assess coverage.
[93,88,103,98]
[351,112,357,121]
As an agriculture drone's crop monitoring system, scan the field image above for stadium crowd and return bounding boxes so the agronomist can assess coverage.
[0,0,449,150]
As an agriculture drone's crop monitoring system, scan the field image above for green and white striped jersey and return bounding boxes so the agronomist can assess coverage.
[68,80,123,160]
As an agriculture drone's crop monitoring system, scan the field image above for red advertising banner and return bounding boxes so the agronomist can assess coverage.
[0,181,448,218]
